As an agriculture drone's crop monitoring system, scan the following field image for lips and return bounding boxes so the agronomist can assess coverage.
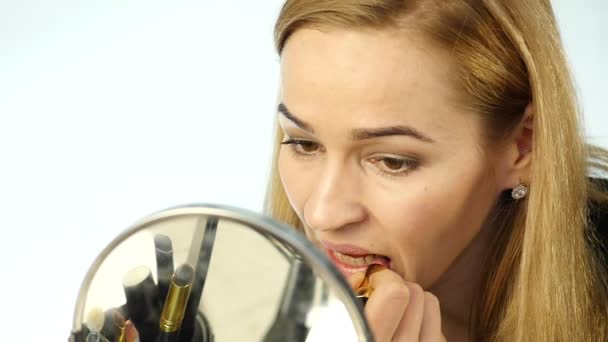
[321,241,391,278]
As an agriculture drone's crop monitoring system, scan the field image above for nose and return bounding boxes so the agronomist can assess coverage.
[303,161,367,232]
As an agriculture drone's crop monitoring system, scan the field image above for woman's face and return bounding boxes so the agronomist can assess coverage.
[277,27,507,288]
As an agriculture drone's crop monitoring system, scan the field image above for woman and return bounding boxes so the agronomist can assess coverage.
[264,0,608,341]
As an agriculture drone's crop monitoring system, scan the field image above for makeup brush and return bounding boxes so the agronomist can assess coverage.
[156,264,195,342]
[86,308,105,333]
[100,308,125,341]
[154,234,174,307]
[85,308,111,342]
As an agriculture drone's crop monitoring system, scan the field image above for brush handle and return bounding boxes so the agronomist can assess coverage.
[155,234,174,306]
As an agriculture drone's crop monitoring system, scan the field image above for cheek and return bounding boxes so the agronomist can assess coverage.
[374,160,496,285]
[372,185,445,245]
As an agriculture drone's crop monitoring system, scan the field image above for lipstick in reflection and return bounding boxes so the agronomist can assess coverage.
[156,264,194,342]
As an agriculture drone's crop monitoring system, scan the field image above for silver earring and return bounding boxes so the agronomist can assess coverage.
[511,183,528,200]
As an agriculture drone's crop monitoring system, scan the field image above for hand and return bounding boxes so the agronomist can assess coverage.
[349,269,446,342]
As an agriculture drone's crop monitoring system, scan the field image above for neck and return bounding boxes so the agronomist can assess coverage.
[427,220,495,341]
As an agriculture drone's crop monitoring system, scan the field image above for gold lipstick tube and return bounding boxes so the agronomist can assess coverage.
[159,264,194,333]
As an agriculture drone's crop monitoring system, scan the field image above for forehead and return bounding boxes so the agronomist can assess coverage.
[279,27,474,141]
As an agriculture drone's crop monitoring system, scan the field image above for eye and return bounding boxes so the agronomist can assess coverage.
[281,138,321,156]
[369,156,418,176]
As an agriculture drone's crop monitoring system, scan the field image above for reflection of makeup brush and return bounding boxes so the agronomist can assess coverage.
[86,308,105,333]
[154,234,174,306]
[122,265,159,341]
[156,264,194,342]
[100,308,124,341]
[85,308,110,342]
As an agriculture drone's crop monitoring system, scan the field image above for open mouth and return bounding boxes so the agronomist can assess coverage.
[326,249,391,277]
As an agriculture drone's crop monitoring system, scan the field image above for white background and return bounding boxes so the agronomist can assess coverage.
[0,1,605,340]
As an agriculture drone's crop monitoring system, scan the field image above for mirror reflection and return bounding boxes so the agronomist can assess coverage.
[71,206,370,342]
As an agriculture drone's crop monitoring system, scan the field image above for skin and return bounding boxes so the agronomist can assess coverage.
[277,27,532,341]
[125,320,139,342]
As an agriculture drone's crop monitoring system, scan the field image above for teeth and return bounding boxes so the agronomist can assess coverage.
[333,251,378,266]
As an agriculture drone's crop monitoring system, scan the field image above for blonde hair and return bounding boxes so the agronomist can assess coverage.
[265,0,608,340]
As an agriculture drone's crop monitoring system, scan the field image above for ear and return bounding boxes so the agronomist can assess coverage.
[497,103,534,190]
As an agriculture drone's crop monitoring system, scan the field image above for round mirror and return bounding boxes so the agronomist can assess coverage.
[69,204,373,342]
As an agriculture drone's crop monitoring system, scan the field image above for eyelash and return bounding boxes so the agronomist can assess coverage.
[368,156,419,177]
[280,138,419,177]
[281,138,321,158]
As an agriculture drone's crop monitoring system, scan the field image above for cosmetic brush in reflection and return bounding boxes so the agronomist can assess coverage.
[154,234,174,306]
[123,265,159,341]
[180,216,218,342]
[100,308,125,341]
[85,308,110,342]
[156,264,194,342]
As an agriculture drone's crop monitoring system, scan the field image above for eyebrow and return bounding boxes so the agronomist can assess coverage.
[278,103,314,133]
[277,102,435,143]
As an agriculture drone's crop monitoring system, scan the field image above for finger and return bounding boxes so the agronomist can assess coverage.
[365,269,410,342]
[392,282,425,341]
[347,271,366,290]
[125,320,140,342]
[419,292,444,342]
